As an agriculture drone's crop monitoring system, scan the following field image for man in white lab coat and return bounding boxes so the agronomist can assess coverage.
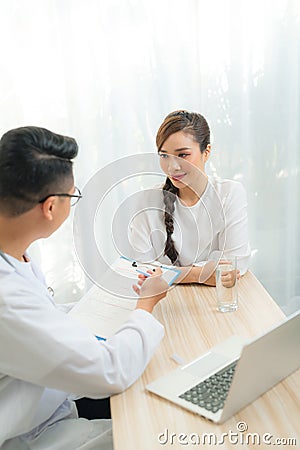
[0,127,168,449]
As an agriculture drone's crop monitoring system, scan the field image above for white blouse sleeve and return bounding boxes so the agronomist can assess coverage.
[213,181,251,274]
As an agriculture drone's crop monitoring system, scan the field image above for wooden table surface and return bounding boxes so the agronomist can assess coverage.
[111,272,300,449]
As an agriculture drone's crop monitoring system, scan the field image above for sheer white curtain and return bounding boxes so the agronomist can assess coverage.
[0,0,299,312]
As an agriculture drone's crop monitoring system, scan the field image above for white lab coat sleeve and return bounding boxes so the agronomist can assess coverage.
[56,302,77,313]
[0,284,164,398]
[214,181,251,274]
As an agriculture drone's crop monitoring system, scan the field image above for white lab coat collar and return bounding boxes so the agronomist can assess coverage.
[0,250,55,305]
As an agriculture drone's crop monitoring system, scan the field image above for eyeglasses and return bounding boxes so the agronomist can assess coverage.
[38,186,82,207]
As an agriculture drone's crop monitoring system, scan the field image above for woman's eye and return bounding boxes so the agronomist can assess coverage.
[179,153,189,158]
[159,153,168,159]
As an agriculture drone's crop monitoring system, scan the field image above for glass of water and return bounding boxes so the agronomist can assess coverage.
[215,258,238,312]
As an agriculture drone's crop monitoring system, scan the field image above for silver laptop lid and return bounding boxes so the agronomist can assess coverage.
[221,310,300,422]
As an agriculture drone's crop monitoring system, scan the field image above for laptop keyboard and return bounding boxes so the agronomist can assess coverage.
[178,361,238,414]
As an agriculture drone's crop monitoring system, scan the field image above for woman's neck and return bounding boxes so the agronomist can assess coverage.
[178,175,208,206]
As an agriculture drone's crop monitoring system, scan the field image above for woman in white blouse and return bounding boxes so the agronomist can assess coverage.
[129,110,251,286]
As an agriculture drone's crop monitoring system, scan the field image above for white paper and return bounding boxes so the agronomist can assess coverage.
[69,285,137,339]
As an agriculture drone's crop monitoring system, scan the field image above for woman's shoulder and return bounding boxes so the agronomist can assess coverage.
[133,183,164,208]
[151,182,164,191]
[137,182,164,192]
[208,176,246,197]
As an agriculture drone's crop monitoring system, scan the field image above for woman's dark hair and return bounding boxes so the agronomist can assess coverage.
[156,110,210,264]
[0,126,78,216]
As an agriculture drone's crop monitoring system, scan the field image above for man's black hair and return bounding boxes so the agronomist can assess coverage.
[0,126,78,216]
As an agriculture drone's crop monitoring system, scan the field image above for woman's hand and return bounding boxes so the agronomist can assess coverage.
[174,260,241,287]
[218,263,241,288]
[133,268,169,313]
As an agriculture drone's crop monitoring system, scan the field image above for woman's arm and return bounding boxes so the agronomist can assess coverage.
[217,181,251,275]
[174,181,251,287]
[175,264,216,286]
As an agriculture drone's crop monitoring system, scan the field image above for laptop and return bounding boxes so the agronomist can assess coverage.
[146,310,300,423]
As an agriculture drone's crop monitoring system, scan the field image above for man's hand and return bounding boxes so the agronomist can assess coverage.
[133,268,169,313]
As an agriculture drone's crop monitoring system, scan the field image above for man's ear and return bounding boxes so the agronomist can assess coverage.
[203,144,211,161]
[40,197,55,221]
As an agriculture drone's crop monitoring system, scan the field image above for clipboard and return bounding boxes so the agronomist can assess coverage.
[69,256,181,341]
[112,256,181,286]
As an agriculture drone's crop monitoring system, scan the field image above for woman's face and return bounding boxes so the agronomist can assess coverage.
[158,130,210,190]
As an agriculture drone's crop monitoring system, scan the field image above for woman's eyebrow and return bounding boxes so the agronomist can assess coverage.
[159,147,191,153]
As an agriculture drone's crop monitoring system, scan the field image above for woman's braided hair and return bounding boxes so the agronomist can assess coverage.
[156,110,210,265]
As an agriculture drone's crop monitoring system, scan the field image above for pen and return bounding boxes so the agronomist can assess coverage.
[136,269,151,277]
[95,335,107,341]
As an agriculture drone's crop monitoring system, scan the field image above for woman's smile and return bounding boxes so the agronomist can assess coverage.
[169,173,187,182]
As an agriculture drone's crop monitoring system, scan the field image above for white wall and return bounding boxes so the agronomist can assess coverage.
[1,0,299,313]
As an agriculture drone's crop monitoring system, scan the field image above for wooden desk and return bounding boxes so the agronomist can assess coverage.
[111,272,300,449]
